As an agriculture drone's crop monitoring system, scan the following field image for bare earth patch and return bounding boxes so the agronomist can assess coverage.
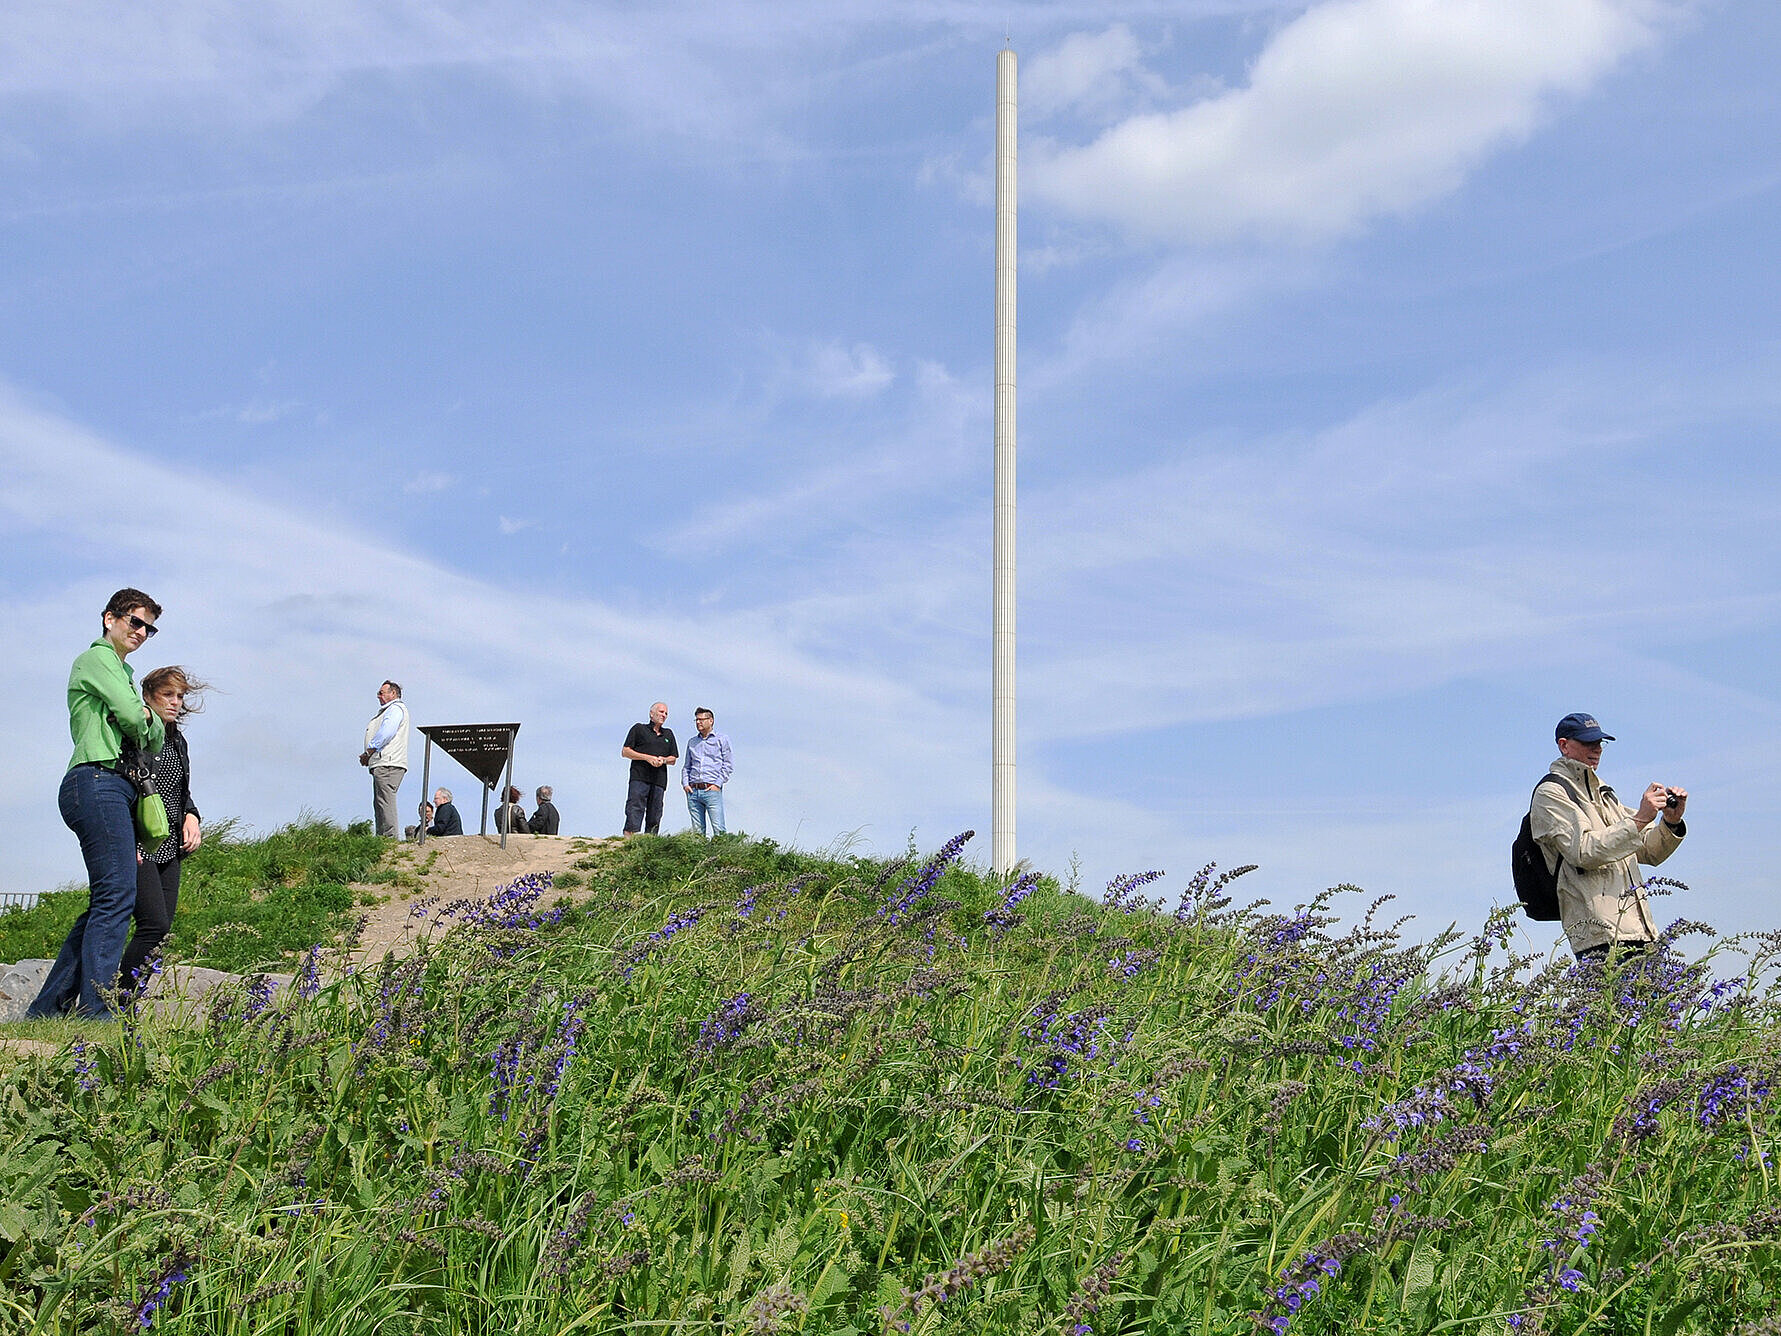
[348,833,617,962]
[0,1038,59,1060]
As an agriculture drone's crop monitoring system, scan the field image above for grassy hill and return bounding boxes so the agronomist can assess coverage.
[0,817,387,975]
[1,826,1778,1334]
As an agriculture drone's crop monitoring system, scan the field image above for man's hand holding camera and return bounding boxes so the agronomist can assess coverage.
[1635,783,1687,829]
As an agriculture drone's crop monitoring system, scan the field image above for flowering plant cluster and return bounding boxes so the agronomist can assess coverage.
[5,828,1779,1334]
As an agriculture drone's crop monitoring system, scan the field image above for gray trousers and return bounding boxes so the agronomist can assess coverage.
[371,766,405,837]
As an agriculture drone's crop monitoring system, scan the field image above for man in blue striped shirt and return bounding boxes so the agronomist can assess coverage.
[682,708,733,836]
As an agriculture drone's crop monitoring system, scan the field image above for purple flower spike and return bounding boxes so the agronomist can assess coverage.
[879,831,974,925]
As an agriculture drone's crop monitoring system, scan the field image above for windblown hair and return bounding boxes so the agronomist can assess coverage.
[140,666,211,718]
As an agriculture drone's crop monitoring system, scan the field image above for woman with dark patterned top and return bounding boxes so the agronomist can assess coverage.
[119,666,207,994]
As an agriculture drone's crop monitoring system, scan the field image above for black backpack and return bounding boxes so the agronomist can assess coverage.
[1511,774,1584,921]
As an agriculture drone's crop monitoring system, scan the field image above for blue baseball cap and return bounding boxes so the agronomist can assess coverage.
[1555,713,1615,744]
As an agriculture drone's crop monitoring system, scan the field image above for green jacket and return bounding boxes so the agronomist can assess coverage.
[67,639,164,770]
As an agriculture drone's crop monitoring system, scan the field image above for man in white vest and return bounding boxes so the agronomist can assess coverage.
[359,680,410,838]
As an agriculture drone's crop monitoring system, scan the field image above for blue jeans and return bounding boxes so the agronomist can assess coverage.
[29,764,141,1018]
[686,786,725,836]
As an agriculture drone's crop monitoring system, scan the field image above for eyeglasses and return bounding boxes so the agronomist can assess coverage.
[125,615,158,638]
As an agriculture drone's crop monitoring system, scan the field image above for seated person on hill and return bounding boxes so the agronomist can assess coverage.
[494,785,530,835]
[424,787,464,837]
[530,785,560,835]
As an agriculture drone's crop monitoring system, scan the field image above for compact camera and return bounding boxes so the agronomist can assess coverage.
[1664,790,1681,809]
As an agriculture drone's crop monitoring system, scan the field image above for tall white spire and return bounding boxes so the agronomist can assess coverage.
[992,48,1017,876]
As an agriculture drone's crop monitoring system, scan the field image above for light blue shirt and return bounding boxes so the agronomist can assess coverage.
[367,700,407,754]
[684,728,733,787]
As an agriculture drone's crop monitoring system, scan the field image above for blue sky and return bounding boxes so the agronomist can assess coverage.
[3,0,1778,953]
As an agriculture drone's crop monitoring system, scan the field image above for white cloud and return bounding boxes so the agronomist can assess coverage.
[5,351,1779,941]
[798,340,896,400]
[1024,24,1168,121]
[497,515,534,535]
[0,2,1168,148]
[658,354,976,557]
[190,398,304,425]
[0,384,982,899]
[1032,0,1685,243]
[403,470,457,495]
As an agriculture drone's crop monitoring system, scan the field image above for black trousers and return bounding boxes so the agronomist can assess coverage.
[121,856,181,993]
[1575,939,1650,965]
[624,778,666,834]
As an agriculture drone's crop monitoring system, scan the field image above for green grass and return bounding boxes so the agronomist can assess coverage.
[0,817,386,974]
[1,834,1777,1335]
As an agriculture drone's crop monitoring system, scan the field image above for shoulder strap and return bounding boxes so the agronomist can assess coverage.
[1529,773,1585,879]
[1533,773,1584,806]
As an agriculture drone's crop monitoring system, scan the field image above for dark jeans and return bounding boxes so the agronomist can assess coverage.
[624,778,666,834]
[120,856,181,994]
[29,764,140,1018]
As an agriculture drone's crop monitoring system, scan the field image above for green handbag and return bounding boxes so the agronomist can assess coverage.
[135,793,171,845]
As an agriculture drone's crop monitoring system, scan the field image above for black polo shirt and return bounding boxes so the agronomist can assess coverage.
[624,722,678,787]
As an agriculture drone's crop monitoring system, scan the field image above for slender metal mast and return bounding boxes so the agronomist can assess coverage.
[992,47,1017,876]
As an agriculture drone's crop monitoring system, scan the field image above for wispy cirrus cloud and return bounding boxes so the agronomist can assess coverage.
[0,382,981,896]
[795,340,896,400]
[0,1,1264,149]
[403,471,457,495]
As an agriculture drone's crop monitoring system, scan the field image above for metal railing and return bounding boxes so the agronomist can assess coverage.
[0,891,40,913]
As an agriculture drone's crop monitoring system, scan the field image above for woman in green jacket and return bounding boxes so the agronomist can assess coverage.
[27,588,167,1019]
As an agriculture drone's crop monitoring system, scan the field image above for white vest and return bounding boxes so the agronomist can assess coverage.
[364,701,410,770]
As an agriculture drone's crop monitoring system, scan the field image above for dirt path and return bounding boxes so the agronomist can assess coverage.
[348,833,617,961]
[0,834,622,1059]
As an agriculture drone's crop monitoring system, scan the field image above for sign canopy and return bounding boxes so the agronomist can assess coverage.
[418,723,520,789]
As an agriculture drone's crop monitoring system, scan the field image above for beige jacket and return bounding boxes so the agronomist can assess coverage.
[1530,757,1684,954]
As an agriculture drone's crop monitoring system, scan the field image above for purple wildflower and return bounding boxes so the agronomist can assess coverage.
[1102,869,1165,913]
[696,992,756,1055]
[243,973,276,1019]
[296,944,323,1000]
[70,1038,98,1093]
[1697,1064,1770,1129]
[133,1251,192,1329]
[1016,1006,1116,1090]
[984,872,1040,935]
[878,831,974,925]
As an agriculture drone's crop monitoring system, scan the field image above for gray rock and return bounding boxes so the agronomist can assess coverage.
[0,958,294,1023]
[0,959,52,1023]
[141,965,295,1019]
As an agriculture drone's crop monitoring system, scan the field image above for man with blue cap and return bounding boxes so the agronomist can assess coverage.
[1529,713,1688,961]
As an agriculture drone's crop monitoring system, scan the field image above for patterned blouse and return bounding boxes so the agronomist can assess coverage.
[141,723,199,865]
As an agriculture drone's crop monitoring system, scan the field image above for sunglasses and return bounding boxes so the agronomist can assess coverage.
[123,614,159,639]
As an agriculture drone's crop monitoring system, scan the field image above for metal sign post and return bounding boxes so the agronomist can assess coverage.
[415,723,522,848]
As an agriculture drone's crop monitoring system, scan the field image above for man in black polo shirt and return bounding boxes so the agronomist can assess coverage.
[620,701,678,835]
